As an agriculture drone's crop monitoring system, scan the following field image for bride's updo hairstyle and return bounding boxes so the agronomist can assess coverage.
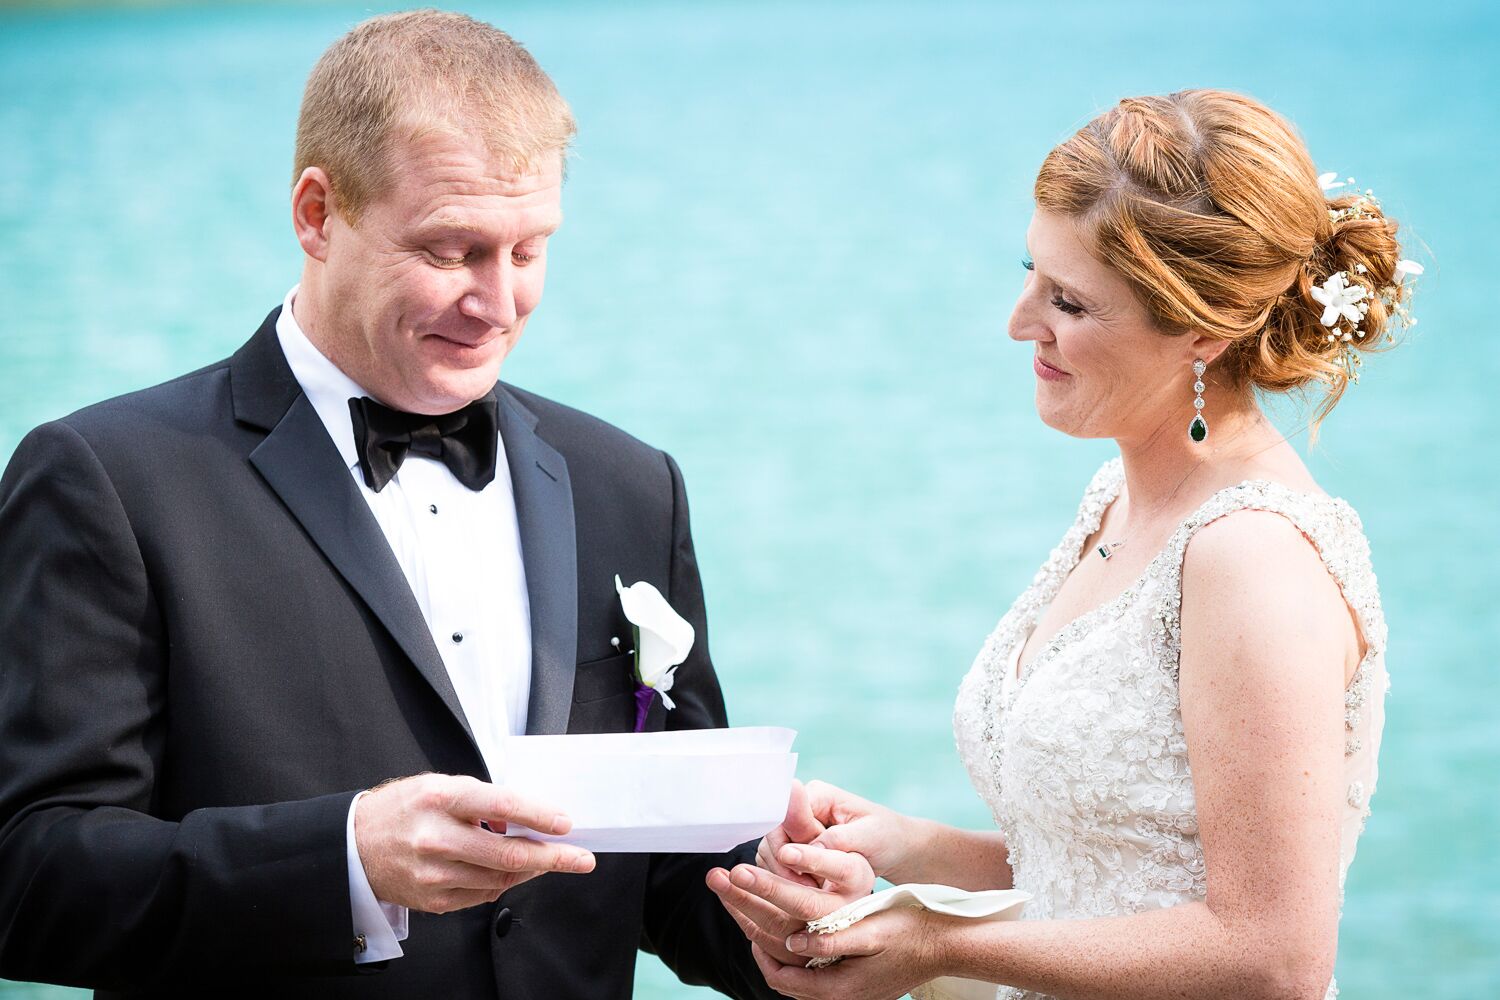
[1034,89,1411,430]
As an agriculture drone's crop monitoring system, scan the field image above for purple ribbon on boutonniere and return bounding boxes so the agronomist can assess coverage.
[614,575,695,735]
[632,683,657,734]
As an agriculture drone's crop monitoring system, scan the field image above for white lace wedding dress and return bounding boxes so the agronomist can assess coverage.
[950,459,1388,1000]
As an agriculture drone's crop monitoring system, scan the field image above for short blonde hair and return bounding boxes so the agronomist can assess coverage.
[293,9,576,224]
[1035,89,1408,432]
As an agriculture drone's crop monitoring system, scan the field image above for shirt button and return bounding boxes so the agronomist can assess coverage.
[451,632,464,644]
[428,504,438,515]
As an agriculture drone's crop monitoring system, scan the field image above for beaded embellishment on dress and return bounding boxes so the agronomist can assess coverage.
[950,459,1388,1000]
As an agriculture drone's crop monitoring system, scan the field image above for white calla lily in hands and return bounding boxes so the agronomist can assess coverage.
[614,575,695,710]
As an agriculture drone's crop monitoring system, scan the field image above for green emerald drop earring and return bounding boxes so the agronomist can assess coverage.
[1189,359,1208,443]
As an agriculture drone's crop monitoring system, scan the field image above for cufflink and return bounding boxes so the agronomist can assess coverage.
[354,933,368,956]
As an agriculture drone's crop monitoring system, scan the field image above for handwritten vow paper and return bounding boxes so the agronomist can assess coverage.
[500,727,798,852]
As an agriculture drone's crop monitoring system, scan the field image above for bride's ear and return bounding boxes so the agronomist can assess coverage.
[1186,332,1232,368]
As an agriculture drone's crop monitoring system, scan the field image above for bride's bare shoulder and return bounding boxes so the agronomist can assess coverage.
[1179,507,1358,673]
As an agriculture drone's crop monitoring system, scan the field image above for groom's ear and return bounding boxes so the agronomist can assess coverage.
[291,166,336,262]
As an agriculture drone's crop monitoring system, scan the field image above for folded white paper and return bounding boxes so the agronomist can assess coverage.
[499,727,797,853]
[807,883,1031,1000]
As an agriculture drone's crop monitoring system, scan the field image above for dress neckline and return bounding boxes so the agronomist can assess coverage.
[1009,462,1350,698]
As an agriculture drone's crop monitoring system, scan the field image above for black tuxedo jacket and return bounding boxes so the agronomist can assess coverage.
[0,309,776,1000]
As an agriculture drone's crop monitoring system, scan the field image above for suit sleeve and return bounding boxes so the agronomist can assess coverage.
[0,420,362,989]
[637,451,781,1000]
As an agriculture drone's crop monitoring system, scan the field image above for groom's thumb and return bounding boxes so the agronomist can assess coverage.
[782,780,825,843]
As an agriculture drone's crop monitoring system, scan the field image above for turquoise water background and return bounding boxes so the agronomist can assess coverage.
[2,1,1496,996]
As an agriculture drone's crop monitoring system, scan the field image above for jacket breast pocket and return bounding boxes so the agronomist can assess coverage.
[569,652,634,735]
[572,652,635,703]
[568,652,665,734]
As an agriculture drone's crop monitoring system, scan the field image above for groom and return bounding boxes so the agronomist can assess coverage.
[0,10,778,999]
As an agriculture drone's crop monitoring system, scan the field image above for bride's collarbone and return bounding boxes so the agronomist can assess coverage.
[1026,554,1139,629]
[1015,521,1168,677]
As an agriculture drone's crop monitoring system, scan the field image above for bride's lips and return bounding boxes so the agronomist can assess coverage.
[1033,353,1070,382]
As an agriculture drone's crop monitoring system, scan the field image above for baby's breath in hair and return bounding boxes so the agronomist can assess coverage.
[1312,170,1424,384]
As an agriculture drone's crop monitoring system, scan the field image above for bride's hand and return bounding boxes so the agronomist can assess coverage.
[754,780,827,888]
[707,842,874,967]
[750,905,952,1000]
[801,780,927,884]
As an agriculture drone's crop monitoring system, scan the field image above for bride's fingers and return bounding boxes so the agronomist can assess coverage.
[782,779,827,844]
[777,843,875,893]
[805,779,871,828]
[758,827,819,887]
[785,923,880,960]
[803,779,843,827]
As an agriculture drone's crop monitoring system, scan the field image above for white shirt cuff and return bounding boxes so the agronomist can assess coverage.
[347,790,409,963]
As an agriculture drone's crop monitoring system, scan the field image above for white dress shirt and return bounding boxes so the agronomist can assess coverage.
[275,287,533,962]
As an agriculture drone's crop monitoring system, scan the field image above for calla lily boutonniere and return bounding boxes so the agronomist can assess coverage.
[613,575,696,732]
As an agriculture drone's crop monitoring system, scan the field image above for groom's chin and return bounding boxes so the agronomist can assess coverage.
[401,354,512,412]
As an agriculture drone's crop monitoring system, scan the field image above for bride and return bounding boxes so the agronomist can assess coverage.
[706,89,1412,1000]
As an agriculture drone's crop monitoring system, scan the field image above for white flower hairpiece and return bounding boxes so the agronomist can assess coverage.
[1320,169,1384,224]
[1313,169,1426,384]
[1312,271,1369,342]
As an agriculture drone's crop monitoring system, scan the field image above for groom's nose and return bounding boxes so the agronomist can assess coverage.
[458,258,520,329]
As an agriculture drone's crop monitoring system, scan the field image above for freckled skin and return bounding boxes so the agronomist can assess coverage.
[717,208,1360,1000]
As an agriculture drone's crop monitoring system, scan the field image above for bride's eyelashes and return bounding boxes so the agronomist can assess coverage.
[1022,254,1086,315]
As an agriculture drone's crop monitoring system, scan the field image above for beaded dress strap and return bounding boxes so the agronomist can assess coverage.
[1154,481,1388,674]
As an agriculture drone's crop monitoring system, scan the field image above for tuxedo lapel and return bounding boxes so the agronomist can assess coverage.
[232,312,482,760]
[497,389,578,736]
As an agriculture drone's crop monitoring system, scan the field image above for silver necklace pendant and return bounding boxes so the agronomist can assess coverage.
[1098,540,1124,560]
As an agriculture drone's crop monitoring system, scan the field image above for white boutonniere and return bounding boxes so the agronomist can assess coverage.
[614,575,696,730]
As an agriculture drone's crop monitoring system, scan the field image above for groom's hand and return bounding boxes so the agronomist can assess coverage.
[707,843,874,966]
[355,773,596,914]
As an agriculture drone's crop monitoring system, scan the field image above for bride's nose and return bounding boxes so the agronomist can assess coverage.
[1008,286,1053,344]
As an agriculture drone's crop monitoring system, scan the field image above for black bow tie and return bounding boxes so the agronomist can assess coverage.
[348,394,499,493]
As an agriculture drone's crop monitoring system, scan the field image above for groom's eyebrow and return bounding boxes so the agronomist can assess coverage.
[522,219,562,239]
[417,216,562,241]
[419,216,484,235]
